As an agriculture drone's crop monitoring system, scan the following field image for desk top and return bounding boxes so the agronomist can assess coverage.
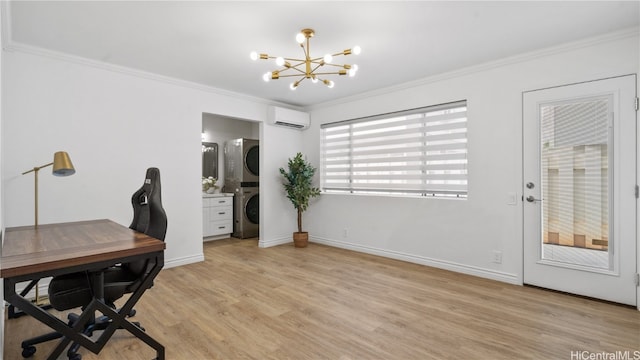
[1,219,166,278]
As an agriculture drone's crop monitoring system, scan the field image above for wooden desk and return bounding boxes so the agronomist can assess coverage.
[1,219,166,360]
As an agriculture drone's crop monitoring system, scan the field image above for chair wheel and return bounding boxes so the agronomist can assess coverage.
[21,345,36,358]
[128,309,136,317]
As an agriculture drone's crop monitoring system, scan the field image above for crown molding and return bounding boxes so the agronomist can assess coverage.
[0,0,299,112]
[1,1,12,51]
[306,26,640,112]
[4,40,300,109]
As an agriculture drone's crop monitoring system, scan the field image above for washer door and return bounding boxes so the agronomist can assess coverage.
[245,193,259,224]
[245,145,259,177]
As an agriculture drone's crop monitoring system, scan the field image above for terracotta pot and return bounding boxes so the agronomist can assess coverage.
[293,232,309,248]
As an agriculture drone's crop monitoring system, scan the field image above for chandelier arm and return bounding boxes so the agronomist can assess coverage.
[274,73,310,78]
[275,68,305,76]
[273,61,306,74]
[288,61,307,69]
[289,67,307,75]
[262,55,313,63]
[310,71,346,76]
[282,57,306,62]
[299,43,308,60]
[309,63,323,74]
[322,63,351,68]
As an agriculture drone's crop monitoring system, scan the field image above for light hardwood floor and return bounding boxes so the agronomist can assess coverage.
[4,239,640,359]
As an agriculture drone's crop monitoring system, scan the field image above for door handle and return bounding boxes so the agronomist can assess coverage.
[526,195,542,203]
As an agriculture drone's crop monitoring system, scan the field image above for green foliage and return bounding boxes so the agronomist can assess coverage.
[279,153,321,232]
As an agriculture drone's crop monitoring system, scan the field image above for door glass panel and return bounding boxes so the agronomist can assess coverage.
[540,96,611,270]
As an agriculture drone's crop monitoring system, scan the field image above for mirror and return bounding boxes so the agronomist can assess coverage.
[202,142,218,179]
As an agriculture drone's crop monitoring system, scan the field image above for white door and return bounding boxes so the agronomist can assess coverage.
[523,75,637,306]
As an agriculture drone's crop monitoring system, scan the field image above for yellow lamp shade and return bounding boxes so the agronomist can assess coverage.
[52,151,75,176]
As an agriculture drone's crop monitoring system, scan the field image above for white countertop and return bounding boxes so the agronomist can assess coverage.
[203,192,234,198]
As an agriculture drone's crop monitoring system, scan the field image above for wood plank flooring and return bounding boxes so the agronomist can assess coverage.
[4,239,640,359]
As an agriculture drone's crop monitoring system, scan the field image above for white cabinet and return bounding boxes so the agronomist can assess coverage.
[203,194,233,239]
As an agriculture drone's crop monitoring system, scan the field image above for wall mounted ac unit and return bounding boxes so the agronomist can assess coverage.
[268,106,310,130]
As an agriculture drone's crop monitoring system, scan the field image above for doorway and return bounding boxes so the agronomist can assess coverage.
[202,113,260,242]
[522,75,637,306]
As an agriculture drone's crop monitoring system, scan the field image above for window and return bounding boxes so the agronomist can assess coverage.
[320,100,467,198]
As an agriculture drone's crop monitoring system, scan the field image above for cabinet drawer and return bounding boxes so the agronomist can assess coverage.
[210,220,232,236]
[210,207,232,221]
[204,197,233,207]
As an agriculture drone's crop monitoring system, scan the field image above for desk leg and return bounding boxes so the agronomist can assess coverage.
[8,280,52,319]
[4,278,92,360]
[4,254,165,360]
[93,257,165,360]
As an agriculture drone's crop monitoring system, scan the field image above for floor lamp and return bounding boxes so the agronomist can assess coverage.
[21,151,75,305]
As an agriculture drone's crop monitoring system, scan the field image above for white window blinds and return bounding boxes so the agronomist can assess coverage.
[320,100,468,198]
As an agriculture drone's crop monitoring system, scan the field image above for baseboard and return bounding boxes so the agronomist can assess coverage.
[259,236,291,248]
[311,236,520,285]
[203,234,230,242]
[165,253,205,269]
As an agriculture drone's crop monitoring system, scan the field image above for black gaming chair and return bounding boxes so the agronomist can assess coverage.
[20,167,167,360]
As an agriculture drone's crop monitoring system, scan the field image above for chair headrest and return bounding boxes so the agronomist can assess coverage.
[130,167,167,241]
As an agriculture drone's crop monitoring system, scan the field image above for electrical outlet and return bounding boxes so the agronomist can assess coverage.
[492,250,502,264]
[342,228,348,238]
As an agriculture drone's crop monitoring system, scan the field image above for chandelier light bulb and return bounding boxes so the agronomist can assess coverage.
[353,46,362,55]
[290,83,297,90]
[250,51,258,61]
[296,33,305,44]
[349,64,359,77]
[276,57,285,66]
[311,76,318,84]
[323,54,333,64]
[262,72,271,82]
[324,80,334,88]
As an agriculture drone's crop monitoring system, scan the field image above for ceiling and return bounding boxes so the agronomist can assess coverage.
[5,1,639,108]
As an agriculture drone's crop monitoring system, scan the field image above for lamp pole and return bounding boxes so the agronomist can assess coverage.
[22,162,54,227]
[19,152,74,306]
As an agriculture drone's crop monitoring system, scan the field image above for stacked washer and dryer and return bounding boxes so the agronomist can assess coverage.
[224,138,259,239]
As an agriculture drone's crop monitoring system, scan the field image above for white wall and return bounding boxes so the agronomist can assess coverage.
[1,48,300,270]
[304,30,639,285]
[259,123,305,247]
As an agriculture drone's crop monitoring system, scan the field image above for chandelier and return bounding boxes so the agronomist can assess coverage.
[250,28,361,90]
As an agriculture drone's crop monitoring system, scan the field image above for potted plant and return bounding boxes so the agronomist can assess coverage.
[279,153,321,248]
